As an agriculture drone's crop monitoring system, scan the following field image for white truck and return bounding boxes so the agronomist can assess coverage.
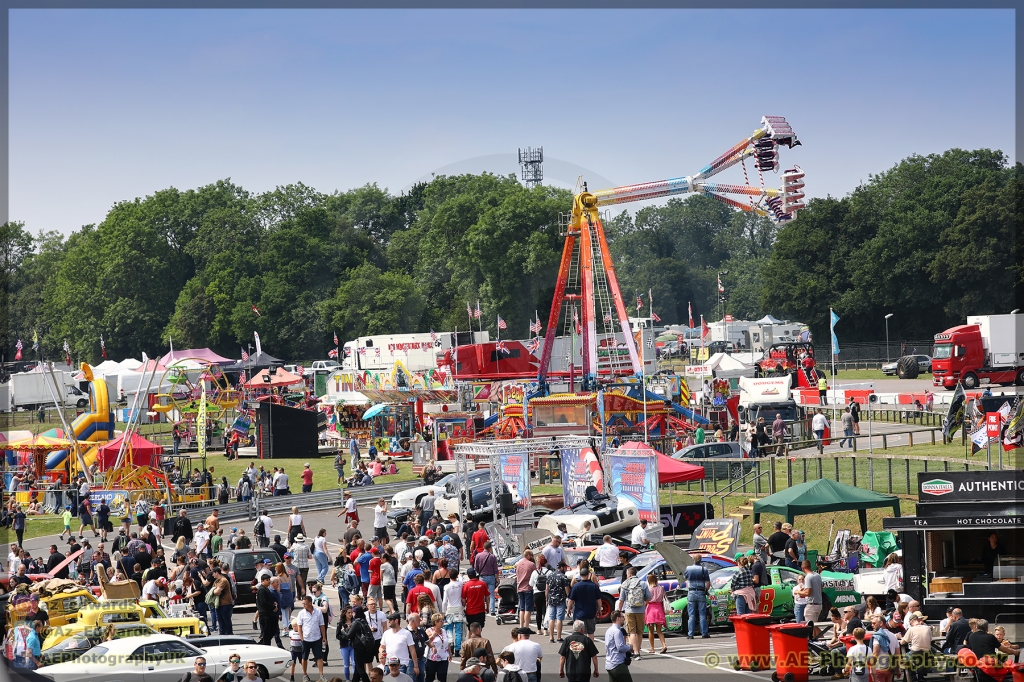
[736,374,807,445]
[342,331,489,373]
[12,370,89,411]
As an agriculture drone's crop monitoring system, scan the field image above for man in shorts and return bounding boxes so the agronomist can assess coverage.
[294,595,326,681]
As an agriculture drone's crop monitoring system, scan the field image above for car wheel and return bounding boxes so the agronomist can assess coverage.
[962,373,979,389]
[1016,368,1024,386]
[730,464,743,480]
[596,595,614,623]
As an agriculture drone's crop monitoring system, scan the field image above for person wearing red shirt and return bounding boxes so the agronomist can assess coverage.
[368,547,383,604]
[300,464,314,493]
[350,539,365,564]
[404,573,435,618]
[470,522,489,559]
[461,568,490,627]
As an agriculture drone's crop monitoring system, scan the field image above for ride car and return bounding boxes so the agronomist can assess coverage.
[214,549,281,604]
[537,495,646,539]
[42,599,206,649]
[37,632,291,682]
[658,543,860,630]
[39,622,158,667]
[672,442,754,480]
[388,469,490,516]
[881,355,932,376]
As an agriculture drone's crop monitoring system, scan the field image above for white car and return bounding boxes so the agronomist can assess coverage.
[38,633,290,682]
[390,472,463,510]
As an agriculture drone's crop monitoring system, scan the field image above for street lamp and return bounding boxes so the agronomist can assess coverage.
[884,313,894,362]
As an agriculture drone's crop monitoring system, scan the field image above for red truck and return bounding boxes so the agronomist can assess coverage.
[931,314,1024,390]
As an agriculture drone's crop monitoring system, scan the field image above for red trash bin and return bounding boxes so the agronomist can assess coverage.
[1011,663,1024,682]
[767,622,814,682]
[730,614,774,671]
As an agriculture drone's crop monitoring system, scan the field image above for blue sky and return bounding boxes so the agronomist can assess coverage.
[10,9,1015,234]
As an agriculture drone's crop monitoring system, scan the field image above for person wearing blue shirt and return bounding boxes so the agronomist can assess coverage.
[566,566,601,639]
[357,550,373,594]
[682,552,711,639]
[604,611,633,682]
[404,566,423,593]
[11,621,42,670]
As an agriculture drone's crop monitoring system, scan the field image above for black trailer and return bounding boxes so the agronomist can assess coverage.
[883,469,1023,637]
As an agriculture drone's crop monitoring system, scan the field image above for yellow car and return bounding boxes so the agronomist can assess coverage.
[42,599,206,650]
[6,589,99,630]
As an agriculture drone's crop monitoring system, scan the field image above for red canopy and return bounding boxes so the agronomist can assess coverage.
[96,432,164,470]
[617,441,705,484]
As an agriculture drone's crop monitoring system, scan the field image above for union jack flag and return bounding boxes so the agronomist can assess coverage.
[358,347,367,355]
[497,316,507,331]
[241,348,250,362]
[474,302,482,319]
[328,348,339,359]
[496,341,510,354]
[526,338,539,353]
[430,329,437,343]
[529,319,541,334]
[14,339,22,361]
[375,347,381,358]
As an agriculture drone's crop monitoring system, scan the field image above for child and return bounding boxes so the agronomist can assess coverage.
[59,506,73,540]
[287,619,303,682]
[844,627,870,682]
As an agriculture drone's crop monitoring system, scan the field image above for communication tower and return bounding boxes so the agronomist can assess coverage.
[518,146,544,188]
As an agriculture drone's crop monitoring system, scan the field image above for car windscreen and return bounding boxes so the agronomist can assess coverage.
[709,567,738,590]
[232,552,279,571]
[629,552,662,570]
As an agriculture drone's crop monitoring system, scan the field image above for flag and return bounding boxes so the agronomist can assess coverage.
[942,383,966,440]
[328,348,339,359]
[430,329,437,343]
[251,304,261,317]
[334,331,339,346]
[646,333,654,349]
[497,316,507,331]
[296,364,304,377]
[651,311,661,322]
[254,331,263,356]
[63,338,71,366]
[466,301,473,320]
[700,316,710,343]
[526,337,540,353]
[474,301,482,319]
[688,302,694,329]
[239,370,247,384]
[530,318,542,334]
[31,330,38,352]
[14,339,22,361]
[375,347,381,358]
[718,276,724,293]
[603,312,612,323]
[572,308,581,335]
[241,348,250,362]
[830,309,841,356]
[496,341,510,354]
[969,425,989,454]
[636,294,643,312]
[197,384,207,459]
[100,335,107,359]
[358,347,367,355]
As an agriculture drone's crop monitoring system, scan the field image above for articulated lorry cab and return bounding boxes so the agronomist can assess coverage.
[736,375,807,442]
[931,314,1024,390]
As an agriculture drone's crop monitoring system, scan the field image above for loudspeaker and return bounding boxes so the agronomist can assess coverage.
[497,493,515,516]
[869,394,878,404]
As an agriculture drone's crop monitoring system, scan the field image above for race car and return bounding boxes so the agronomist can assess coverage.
[660,543,860,630]
[499,546,638,585]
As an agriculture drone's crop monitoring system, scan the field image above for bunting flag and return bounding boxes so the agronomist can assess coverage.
[700,316,710,344]
[31,330,39,352]
[328,348,339,359]
[100,334,107,359]
[830,309,841,356]
[688,302,694,329]
[251,304,261,317]
[375,347,381,358]
[526,337,540,353]
[14,339,22,361]
[497,316,507,331]
[358,347,367,355]
[241,348,250,362]
[474,301,482,319]
[636,294,643,312]
[969,425,989,454]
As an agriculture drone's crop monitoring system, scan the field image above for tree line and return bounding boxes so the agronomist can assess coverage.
[1,148,1019,364]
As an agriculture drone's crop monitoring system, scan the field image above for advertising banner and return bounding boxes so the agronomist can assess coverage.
[560,446,604,507]
[609,451,659,522]
[499,451,531,510]
[87,489,133,516]
[659,503,713,537]
[917,470,1024,503]
[688,518,741,556]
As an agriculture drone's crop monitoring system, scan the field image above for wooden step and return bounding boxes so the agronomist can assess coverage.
[728,512,748,520]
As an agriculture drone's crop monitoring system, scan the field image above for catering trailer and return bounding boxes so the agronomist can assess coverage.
[883,469,1023,639]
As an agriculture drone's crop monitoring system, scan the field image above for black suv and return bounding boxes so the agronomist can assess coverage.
[214,549,281,604]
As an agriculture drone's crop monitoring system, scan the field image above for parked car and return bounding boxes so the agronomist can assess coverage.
[434,475,519,523]
[39,622,158,667]
[671,442,754,480]
[881,354,932,376]
[37,633,290,682]
[707,341,736,355]
[214,549,282,604]
[310,360,340,371]
[183,635,259,648]
[389,469,490,515]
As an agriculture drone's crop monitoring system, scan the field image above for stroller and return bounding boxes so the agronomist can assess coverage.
[494,583,519,626]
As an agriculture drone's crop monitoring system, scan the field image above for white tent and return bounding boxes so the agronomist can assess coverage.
[92,360,124,376]
[704,352,755,379]
[755,314,785,325]
[118,358,143,371]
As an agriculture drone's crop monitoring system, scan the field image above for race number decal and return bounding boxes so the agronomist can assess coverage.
[758,588,776,614]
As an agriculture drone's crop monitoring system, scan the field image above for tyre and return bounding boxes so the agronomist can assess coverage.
[784,673,795,682]
[730,464,744,480]
[76,398,89,408]
[962,373,979,389]
[772,673,780,682]
[596,595,615,623]
[896,357,919,380]
[1016,368,1024,386]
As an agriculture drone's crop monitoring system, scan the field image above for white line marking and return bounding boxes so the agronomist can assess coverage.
[656,652,768,679]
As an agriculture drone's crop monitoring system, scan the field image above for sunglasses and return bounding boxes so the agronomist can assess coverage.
[196,662,207,667]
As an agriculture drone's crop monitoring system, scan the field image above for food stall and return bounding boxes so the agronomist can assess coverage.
[883,470,1023,634]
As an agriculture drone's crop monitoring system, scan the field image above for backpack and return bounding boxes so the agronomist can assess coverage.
[535,568,548,594]
[343,566,361,595]
[354,621,376,653]
[503,669,524,682]
[254,518,265,537]
[624,577,646,609]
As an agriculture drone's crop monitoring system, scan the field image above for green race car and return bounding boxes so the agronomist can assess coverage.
[665,563,861,630]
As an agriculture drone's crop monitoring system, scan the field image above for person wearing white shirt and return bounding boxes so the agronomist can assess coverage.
[256,513,273,548]
[275,470,290,496]
[441,570,464,613]
[423,578,442,608]
[503,629,543,681]
[595,536,620,568]
[195,526,212,558]
[630,519,649,548]
[380,612,419,677]
[374,498,389,542]
[295,596,327,681]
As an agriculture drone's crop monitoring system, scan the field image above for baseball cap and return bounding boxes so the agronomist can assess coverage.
[734,552,744,560]
[464,657,481,668]
[517,628,536,636]
[473,648,488,659]
[371,547,380,555]
[387,657,401,665]
[466,568,478,578]
[284,553,293,558]
[426,529,434,536]
[442,535,451,542]
[231,527,237,532]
